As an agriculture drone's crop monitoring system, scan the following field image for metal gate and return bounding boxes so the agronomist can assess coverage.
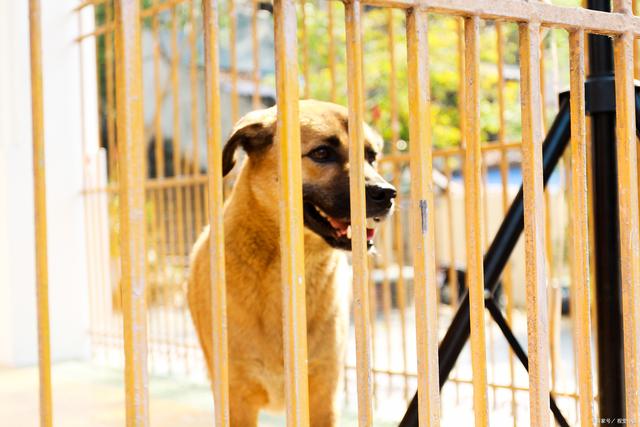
[27,0,640,425]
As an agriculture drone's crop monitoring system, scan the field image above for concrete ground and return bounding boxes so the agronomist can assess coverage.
[0,309,580,426]
[0,362,395,427]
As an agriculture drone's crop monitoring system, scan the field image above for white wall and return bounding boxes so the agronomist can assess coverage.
[0,1,92,366]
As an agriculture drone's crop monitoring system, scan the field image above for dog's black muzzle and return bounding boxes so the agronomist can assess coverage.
[365,181,397,214]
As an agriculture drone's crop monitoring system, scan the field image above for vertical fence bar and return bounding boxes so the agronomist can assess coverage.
[114,0,149,424]
[252,0,261,109]
[273,0,311,425]
[229,0,239,122]
[568,29,596,427]
[406,8,441,427]
[202,0,230,424]
[495,21,517,426]
[463,15,489,427]
[29,1,52,425]
[151,1,173,370]
[519,21,551,427]
[387,8,409,401]
[105,2,117,184]
[328,1,337,103]
[299,0,309,98]
[190,0,204,235]
[613,29,640,421]
[345,1,374,424]
[170,5,190,368]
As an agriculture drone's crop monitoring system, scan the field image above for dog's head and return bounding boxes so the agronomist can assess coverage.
[222,99,396,250]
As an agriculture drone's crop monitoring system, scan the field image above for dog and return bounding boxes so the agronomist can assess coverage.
[188,100,396,426]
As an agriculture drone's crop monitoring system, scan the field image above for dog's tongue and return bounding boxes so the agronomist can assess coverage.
[367,228,375,240]
[327,216,376,240]
[327,217,349,236]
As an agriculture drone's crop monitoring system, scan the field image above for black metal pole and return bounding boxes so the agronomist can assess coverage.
[484,298,569,427]
[587,0,626,420]
[398,98,571,427]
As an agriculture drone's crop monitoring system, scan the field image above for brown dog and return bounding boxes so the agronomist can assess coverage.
[188,100,396,426]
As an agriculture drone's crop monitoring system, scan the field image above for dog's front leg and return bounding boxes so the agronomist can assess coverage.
[228,389,262,427]
[308,363,341,427]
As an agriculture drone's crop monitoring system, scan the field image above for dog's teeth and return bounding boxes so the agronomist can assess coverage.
[366,218,378,229]
[314,205,329,219]
[346,225,352,239]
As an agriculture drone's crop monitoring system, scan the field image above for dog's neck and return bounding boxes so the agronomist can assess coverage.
[224,162,338,274]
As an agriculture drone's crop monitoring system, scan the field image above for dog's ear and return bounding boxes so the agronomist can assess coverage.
[222,109,276,176]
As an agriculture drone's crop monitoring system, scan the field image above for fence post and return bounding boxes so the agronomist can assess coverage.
[113,0,149,424]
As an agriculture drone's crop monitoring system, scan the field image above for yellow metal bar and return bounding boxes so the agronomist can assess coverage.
[339,0,640,36]
[29,1,52,425]
[137,2,173,364]
[518,22,551,427]
[613,30,640,422]
[443,157,458,308]
[252,0,261,109]
[406,8,441,426]
[170,4,192,368]
[387,9,409,400]
[494,23,517,418]
[541,32,562,400]
[300,0,310,98]
[463,15,489,427]
[345,1,374,424]
[190,0,203,235]
[273,0,311,425]
[380,222,393,390]
[387,9,399,149]
[568,29,596,427]
[635,0,640,79]
[105,3,117,180]
[202,0,231,424]
[328,2,337,102]
[114,0,149,425]
[229,0,239,122]
[457,17,466,148]
[368,255,378,405]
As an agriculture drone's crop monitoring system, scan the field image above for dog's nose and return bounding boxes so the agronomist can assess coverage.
[366,182,397,204]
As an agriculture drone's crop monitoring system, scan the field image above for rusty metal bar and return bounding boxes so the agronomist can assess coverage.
[463,15,489,426]
[252,0,261,109]
[229,0,239,122]
[273,0,311,425]
[169,4,192,371]
[333,0,640,36]
[519,21,551,427]
[202,0,231,424]
[189,0,204,235]
[105,2,117,181]
[613,29,640,422]
[345,1,374,424]
[568,29,596,427]
[29,0,52,425]
[300,0,310,98]
[406,7,441,426]
[387,8,409,401]
[328,2,337,102]
[495,20,517,426]
[113,0,149,424]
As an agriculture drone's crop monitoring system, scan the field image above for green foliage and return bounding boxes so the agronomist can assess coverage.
[298,3,527,150]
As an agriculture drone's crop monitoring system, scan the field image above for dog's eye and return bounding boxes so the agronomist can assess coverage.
[308,146,336,163]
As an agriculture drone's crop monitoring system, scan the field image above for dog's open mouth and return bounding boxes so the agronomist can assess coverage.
[303,201,383,250]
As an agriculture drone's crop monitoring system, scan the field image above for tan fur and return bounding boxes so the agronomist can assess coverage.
[188,100,385,426]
